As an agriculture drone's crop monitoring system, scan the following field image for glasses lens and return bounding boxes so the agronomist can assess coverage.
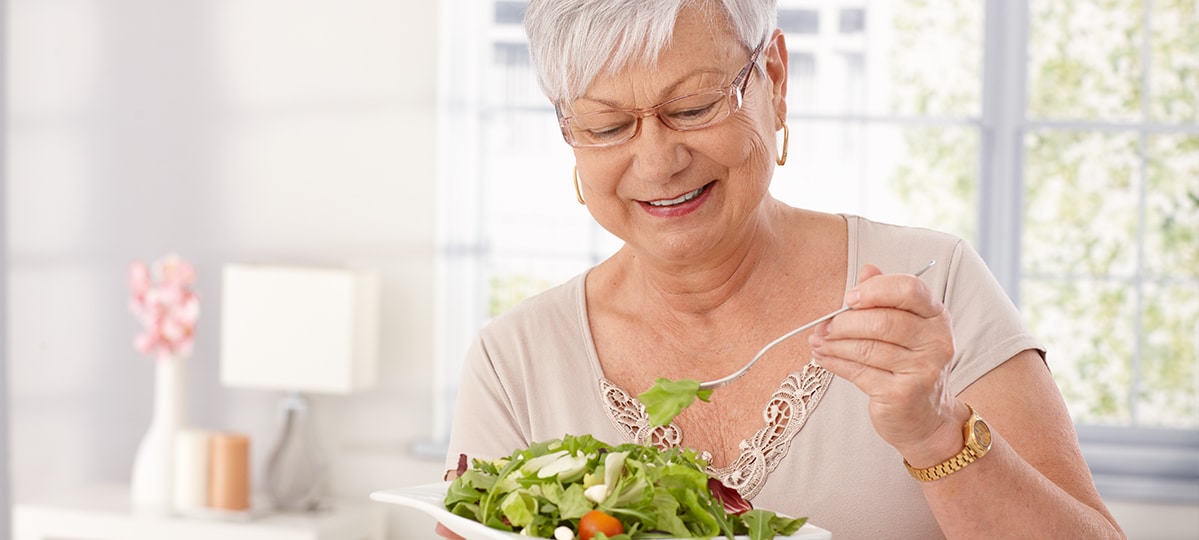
[659,90,733,131]
[567,111,639,147]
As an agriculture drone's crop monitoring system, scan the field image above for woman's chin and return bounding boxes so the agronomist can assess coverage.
[630,230,730,266]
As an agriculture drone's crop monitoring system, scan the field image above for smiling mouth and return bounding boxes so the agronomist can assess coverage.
[646,184,709,207]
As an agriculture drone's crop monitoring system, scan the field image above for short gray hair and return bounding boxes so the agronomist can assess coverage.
[523,0,777,105]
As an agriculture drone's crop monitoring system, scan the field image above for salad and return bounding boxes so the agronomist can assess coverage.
[445,434,806,540]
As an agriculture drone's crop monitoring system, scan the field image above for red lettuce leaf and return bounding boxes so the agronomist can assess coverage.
[447,453,467,480]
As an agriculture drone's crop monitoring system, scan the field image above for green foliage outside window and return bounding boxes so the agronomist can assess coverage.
[891,0,1196,428]
[489,273,556,319]
[889,0,982,242]
[1024,0,1197,427]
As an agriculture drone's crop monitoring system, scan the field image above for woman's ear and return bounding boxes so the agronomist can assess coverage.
[764,29,789,127]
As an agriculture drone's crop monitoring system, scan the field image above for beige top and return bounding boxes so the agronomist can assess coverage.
[446,215,1043,539]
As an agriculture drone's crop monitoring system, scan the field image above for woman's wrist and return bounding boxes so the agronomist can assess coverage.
[897,400,973,469]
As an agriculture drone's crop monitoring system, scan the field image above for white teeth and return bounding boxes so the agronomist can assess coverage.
[648,186,704,207]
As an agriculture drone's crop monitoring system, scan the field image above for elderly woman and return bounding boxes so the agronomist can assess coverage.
[443,0,1125,538]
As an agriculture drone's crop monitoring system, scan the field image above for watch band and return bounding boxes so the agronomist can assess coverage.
[903,403,987,482]
[904,445,979,481]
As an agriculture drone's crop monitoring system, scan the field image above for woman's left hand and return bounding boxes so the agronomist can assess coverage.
[807,263,965,464]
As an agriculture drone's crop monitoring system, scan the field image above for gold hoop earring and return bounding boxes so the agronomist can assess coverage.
[573,166,586,205]
[776,121,790,167]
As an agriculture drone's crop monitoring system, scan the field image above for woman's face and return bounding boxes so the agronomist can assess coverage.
[569,7,788,266]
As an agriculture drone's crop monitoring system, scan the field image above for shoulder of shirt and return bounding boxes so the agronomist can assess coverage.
[844,213,967,247]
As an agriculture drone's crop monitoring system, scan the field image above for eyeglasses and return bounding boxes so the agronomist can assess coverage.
[555,43,765,149]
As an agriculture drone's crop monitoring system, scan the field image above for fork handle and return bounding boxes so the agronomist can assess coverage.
[697,260,936,391]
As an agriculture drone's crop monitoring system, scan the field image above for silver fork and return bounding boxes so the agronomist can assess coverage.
[697,260,937,391]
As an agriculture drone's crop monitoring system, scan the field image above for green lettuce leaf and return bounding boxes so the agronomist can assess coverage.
[637,378,713,427]
[500,490,536,528]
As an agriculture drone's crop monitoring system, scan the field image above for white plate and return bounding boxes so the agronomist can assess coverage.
[371,482,831,539]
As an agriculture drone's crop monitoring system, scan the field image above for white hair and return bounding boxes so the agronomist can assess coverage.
[523,0,777,104]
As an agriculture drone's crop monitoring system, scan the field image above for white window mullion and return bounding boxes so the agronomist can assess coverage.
[1129,0,1159,427]
[979,0,1030,303]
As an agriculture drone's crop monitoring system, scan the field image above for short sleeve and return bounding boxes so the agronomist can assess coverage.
[942,239,1045,395]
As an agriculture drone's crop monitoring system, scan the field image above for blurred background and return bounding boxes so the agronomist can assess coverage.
[3,0,1196,539]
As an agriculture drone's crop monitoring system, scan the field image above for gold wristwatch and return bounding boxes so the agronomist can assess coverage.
[904,403,992,482]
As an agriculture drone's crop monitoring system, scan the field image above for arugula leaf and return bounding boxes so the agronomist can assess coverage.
[741,510,773,540]
[771,513,807,536]
[739,510,808,540]
[637,378,714,427]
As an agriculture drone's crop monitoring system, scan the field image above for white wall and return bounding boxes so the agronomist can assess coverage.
[6,0,444,536]
[0,1,10,536]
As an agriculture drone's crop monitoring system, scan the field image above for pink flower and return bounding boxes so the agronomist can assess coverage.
[129,254,200,360]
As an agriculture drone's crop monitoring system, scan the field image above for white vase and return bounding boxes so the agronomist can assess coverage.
[130,354,186,515]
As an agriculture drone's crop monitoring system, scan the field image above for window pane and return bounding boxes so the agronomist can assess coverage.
[1022,130,1140,426]
[788,52,818,112]
[1028,0,1144,121]
[489,42,542,108]
[779,8,820,34]
[888,0,981,116]
[1141,134,1199,429]
[1139,282,1198,428]
[1024,130,1199,430]
[1150,0,1199,122]
[781,0,981,117]
[841,52,866,112]
[494,1,526,26]
[839,8,866,34]
[1023,131,1140,276]
[773,122,977,243]
[480,108,588,226]
[1025,278,1135,425]
[1145,135,1199,277]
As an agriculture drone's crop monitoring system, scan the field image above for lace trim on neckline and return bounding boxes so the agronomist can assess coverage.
[597,361,834,499]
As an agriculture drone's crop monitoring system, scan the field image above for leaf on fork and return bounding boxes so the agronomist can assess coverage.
[637,378,713,427]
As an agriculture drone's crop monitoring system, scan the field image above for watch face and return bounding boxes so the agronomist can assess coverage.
[973,420,992,449]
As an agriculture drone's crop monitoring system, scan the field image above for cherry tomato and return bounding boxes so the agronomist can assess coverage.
[578,509,623,540]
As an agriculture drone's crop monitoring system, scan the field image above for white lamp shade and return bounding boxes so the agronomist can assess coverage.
[220,264,379,394]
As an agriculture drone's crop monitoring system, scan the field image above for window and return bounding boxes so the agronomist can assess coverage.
[1019,0,1199,501]
[432,0,1198,503]
[493,1,526,25]
[1023,0,1198,430]
[839,8,866,33]
[778,9,821,34]
[788,52,818,110]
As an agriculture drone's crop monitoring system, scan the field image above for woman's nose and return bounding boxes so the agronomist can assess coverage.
[628,117,689,184]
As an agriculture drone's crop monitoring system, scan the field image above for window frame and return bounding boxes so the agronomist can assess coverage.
[425,0,1199,504]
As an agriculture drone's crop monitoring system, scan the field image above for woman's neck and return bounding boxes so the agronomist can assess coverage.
[608,201,808,318]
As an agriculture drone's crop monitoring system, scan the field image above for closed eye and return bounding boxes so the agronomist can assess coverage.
[670,102,718,121]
